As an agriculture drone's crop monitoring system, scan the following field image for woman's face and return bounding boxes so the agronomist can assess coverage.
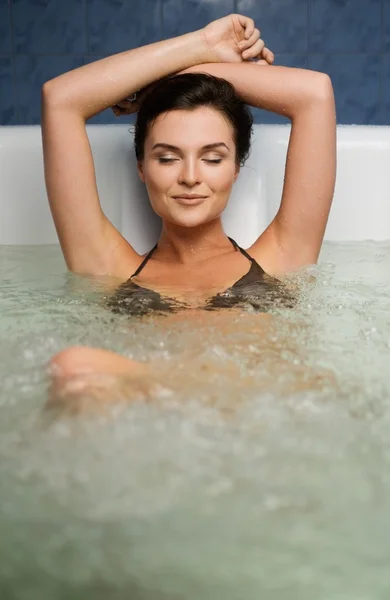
[137,107,240,228]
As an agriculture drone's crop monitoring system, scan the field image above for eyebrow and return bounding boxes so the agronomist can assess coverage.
[151,142,230,152]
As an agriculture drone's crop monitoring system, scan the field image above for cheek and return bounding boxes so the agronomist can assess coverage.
[143,165,173,195]
[210,164,237,191]
[141,165,174,217]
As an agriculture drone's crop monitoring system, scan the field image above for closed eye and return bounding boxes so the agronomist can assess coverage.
[158,157,222,164]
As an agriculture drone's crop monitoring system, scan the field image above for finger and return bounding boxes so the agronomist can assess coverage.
[112,105,133,116]
[237,15,255,39]
[255,59,269,66]
[242,38,265,60]
[239,28,261,51]
[116,100,133,109]
[262,47,275,64]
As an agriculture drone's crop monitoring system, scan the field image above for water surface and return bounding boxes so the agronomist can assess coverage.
[0,242,389,599]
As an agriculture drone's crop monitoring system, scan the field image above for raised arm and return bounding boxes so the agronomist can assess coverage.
[180,62,336,274]
[41,32,210,277]
[41,14,265,277]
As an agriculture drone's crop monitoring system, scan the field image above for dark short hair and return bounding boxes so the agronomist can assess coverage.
[134,72,253,167]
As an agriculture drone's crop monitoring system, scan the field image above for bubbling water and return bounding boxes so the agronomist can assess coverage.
[0,241,390,599]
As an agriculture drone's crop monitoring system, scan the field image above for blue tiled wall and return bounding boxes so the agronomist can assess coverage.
[0,0,388,125]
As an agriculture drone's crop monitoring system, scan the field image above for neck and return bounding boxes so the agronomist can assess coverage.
[157,218,233,264]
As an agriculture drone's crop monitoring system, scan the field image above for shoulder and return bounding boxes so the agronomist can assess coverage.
[247,222,317,278]
[101,222,149,281]
[246,233,287,278]
[109,249,147,282]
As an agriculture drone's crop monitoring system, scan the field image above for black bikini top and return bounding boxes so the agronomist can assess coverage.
[106,237,295,316]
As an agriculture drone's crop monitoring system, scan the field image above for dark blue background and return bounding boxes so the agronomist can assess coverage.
[0,0,388,125]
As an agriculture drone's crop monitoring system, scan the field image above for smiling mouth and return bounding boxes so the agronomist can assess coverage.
[172,196,208,206]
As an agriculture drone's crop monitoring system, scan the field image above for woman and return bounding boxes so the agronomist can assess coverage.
[42,14,336,408]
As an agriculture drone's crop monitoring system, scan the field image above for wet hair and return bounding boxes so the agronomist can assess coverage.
[133,72,253,167]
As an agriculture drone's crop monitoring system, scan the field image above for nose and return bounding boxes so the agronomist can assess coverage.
[178,158,201,187]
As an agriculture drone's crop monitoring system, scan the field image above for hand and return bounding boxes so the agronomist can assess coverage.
[112,93,141,118]
[201,13,274,64]
[112,14,274,118]
[112,82,157,117]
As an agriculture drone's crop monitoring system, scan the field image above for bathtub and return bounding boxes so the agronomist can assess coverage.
[1,123,390,599]
[1,124,390,250]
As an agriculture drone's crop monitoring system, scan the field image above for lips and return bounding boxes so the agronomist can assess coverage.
[172,195,208,206]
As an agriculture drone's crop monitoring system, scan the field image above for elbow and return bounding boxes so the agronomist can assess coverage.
[291,72,334,118]
[309,72,334,104]
[41,78,67,107]
[41,80,58,106]
[289,71,335,120]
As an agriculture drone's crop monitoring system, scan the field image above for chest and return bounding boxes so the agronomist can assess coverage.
[131,250,253,298]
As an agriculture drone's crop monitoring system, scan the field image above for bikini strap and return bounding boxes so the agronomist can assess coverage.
[130,243,158,278]
[228,237,255,263]
[132,238,255,279]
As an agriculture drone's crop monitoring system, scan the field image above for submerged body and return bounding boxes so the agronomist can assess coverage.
[2,242,390,599]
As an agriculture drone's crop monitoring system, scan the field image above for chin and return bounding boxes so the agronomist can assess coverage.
[162,202,226,228]
[167,210,218,229]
